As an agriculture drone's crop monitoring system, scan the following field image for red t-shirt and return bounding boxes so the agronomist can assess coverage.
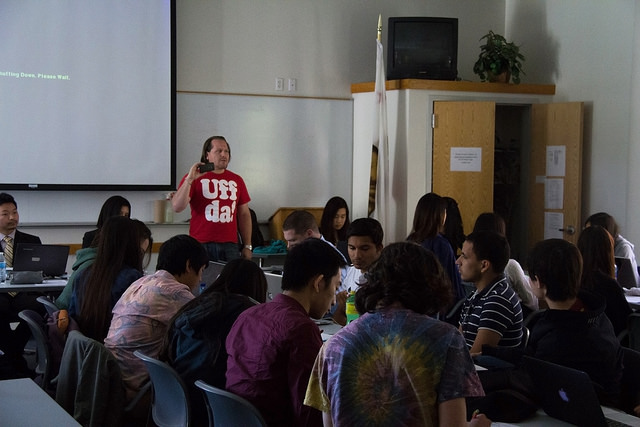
[179,169,250,243]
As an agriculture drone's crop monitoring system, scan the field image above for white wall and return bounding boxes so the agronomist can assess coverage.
[507,0,639,253]
[176,0,506,97]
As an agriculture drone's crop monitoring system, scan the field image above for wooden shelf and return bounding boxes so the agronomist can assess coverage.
[351,79,555,95]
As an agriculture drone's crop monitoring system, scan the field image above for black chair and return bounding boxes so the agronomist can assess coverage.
[194,379,267,427]
[626,313,640,352]
[620,346,640,415]
[520,326,530,349]
[134,350,190,427]
[444,297,467,326]
[36,295,59,317]
[17,309,54,394]
[56,330,149,427]
[523,308,547,329]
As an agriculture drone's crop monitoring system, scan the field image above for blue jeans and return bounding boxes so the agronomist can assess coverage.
[202,242,240,262]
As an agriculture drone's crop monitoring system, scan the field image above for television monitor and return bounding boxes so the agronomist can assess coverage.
[387,17,458,81]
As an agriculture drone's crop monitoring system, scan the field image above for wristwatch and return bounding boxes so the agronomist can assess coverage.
[244,244,253,251]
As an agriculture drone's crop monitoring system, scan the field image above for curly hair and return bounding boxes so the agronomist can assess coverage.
[355,242,453,316]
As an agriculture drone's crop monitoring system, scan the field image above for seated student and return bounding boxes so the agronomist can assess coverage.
[407,192,465,303]
[69,217,151,342]
[585,212,640,286]
[226,238,347,427]
[58,221,152,311]
[0,192,45,376]
[456,231,523,354]
[55,239,98,310]
[332,218,384,326]
[304,242,489,427]
[442,196,465,256]
[473,212,538,317]
[319,196,351,262]
[163,258,267,427]
[82,195,131,248]
[481,238,624,408]
[105,234,208,402]
[577,225,631,336]
[283,209,348,280]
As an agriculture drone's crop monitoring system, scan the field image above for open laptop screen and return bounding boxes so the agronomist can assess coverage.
[12,243,70,277]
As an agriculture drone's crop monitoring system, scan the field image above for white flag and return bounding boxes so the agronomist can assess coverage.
[368,38,389,238]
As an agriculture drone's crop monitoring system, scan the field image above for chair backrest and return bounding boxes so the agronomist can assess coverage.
[133,350,190,427]
[194,379,267,427]
[18,309,52,392]
[56,330,127,427]
[620,346,640,414]
[523,308,547,329]
[627,313,640,352]
[520,326,530,349]
[443,297,467,326]
[36,295,59,317]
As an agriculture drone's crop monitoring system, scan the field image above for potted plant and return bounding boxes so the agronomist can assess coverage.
[473,30,525,84]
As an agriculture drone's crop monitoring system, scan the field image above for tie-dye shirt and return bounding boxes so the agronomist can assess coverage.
[304,308,484,426]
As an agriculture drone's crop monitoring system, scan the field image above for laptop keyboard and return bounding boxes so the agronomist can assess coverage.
[606,417,635,427]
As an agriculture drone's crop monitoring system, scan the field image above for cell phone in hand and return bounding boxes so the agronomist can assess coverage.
[198,163,215,173]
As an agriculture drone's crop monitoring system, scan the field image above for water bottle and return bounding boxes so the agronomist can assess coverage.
[0,252,5,283]
[345,291,359,324]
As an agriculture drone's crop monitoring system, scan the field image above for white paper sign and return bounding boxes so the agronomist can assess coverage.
[544,212,564,239]
[450,147,482,172]
[546,145,566,177]
[544,178,564,210]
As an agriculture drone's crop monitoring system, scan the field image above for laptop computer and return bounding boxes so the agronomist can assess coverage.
[523,356,638,426]
[265,271,282,301]
[615,257,637,288]
[12,243,70,278]
[200,261,227,289]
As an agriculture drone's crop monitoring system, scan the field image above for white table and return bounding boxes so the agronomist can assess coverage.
[0,278,67,293]
[0,378,80,426]
[625,294,640,310]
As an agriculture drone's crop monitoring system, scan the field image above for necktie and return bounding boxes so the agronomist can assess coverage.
[3,235,13,268]
[3,236,15,296]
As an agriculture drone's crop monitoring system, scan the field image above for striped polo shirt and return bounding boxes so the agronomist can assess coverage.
[460,275,523,349]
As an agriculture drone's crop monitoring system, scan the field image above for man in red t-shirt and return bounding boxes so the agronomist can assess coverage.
[172,136,252,261]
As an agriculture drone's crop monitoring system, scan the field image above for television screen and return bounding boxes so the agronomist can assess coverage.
[387,17,458,81]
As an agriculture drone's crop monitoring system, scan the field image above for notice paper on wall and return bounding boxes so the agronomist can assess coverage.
[546,145,566,177]
[544,178,564,210]
[544,212,564,239]
[450,147,482,172]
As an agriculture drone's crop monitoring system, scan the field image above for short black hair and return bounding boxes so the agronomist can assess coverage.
[282,210,319,234]
[346,218,384,246]
[156,235,209,276]
[281,238,346,291]
[527,239,582,302]
[464,230,510,273]
[0,193,17,208]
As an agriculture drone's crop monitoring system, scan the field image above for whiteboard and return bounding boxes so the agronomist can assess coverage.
[12,93,354,224]
[176,92,354,220]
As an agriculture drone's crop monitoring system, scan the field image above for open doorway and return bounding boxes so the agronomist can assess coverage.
[494,104,531,262]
